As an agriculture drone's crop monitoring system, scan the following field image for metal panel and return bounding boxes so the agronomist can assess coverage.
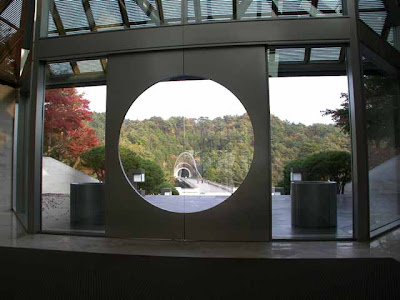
[37,25,184,61]
[106,50,184,239]
[183,18,350,47]
[183,47,270,241]
[36,17,350,61]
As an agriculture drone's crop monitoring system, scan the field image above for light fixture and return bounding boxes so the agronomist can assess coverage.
[132,169,145,183]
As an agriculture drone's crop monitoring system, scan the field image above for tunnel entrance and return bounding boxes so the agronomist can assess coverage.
[178,169,190,178]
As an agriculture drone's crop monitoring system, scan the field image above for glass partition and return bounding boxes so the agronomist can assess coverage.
[362,55,400,234]
[41,59,106,233]
[268,46,353,239]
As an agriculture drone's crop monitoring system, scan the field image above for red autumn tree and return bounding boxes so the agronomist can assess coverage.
[44,88,99,167]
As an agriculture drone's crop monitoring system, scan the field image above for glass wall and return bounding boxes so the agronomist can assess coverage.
[268,46,353,239]
[119,79,254,213]
[43,0,346,38]
[41,59,106,233]
[0,85,16,212]
[362,55,400,233]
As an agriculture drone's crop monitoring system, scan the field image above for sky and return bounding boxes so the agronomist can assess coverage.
[76,76,348,126]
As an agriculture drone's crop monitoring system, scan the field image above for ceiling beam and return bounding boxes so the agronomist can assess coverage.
[309,0,320,17]
[118,0,130,28]
[237,0,253,19]
[338,47,346,63]
[271,0,278,17]
[135,0,160,25]
[0,0,12,14]
[382,0,400,26]
[359,20,400,69]
[381,15,392,40]
[304,47,311,63]
[49,1,80,75]
[81,0,97,31]
[46,72,106,89]
[155,0,164,24]
[0,15,19,30]
[81,0,107,72]
[0,31,22,67]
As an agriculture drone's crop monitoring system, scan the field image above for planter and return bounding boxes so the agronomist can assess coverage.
[70,182,105,230]
[291,181,337,228]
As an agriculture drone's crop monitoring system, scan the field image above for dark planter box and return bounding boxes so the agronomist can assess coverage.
[70,182,105,230]
[291,181,337,228]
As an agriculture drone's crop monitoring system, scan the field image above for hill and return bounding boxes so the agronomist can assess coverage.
[89,112,350,186]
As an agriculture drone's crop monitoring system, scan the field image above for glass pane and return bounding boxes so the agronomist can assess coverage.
[0,85,16,213]
[363,57,400,232]
[119,79,254,214]
[268,46,353,239]
[42,62,107,233]
[358,0,389,37]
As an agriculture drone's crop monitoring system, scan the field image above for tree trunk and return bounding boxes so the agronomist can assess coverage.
[73,156,81,169]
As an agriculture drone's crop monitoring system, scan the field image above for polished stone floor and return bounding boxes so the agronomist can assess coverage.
[43,191,400,240]
[2,200,400,261]
[42,193,353,239]
[272,195,353,239]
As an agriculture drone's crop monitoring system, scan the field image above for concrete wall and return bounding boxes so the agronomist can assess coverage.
[42,157,98,194]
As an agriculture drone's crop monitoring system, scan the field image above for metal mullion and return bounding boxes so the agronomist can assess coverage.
[233,0,238,20]
[194,0,202,22]
[25,0,46,233]
[182,0,188,24]
[347,0,370,241]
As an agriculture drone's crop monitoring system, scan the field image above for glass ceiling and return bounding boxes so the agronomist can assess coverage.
[48,59,107,79]
[0,0,24,84]
[358,0,397,48]
[45,0,345,37]
[267,46,346,76]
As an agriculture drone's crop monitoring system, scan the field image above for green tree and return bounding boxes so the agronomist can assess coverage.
[323,75,400,169]
[138,159,165,194]
[280,151,351,194]
[81,145,141,182]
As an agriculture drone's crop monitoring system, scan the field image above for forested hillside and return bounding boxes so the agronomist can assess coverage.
[89,112,350,186]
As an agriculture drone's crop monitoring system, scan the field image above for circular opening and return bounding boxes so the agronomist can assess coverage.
[119,79,254,213]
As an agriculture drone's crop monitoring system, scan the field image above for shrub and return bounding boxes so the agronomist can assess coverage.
[279,151,351,194]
